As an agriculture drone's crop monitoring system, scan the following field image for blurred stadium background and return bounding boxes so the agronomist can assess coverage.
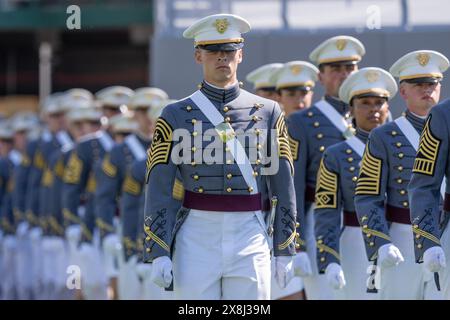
[1,0,450,118]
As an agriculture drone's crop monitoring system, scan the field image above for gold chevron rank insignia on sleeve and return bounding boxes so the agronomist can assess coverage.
[413,115,441,176]
[146,118,173,182]
[288,135,299,161]
[355,145,382,195]
[63,152,82,184]
[102,155,117,178]
[172,178,185,200]
[123,174,141,195]
[315,159,338,209]
[276,114,294,175]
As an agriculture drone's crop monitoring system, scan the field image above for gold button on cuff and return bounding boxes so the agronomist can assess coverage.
[397,178,403,184]
[191,119,197,124]
[192,131,198,137]
[226,187,232,193]
[256,159,261,165]
[396,142,402,148]
[400,189,406,195]
[347,157,354,162]
[307,111,313,117]
[320,257,326,262]
[252,171,258,177]
[186,105,192,112]
[191,161,196,166]
[226,173,232,179]
[349,166,355,172]
[145,236,150,241]
[193,175,199,181]
[317,133,323,139]
[417,244,423,249]
[198,187,204,193]
[313,122,320,128]
[369,242,375,247]
[224,117,231,123]
[398,166,403,172]
[226,159,232,164]
[352,176,358,182]
[403,201,409,207]
[248,187,254,193]
[319,146,325,152]
[146,248,151,253]
[223,106,229,112]
[346,149,352,154]
[398,153,404,159]
[391,131,397,136]
[191,147,197,152]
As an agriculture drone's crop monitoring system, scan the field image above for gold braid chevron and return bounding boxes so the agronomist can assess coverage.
[355,145,382,195]
[102,154,117,178]
[288,135,299,161]
[64,152,82,184]
[316,241,341,261]
[275,113,294,175]
[413,115,441,176]
[278,229,296,251]
[123,174,141,195]
[172,178,185,201]
[315,158,338,209]
[144,225,170,252]
[146,118,173,181]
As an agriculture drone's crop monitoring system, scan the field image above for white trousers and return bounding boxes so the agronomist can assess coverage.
[78,240,108,300]
[340,226,378,300]
[29,228,43,299]
[15,233,33,300]
[173,209,271,300]
[303,206,336,300]
[379,222,442,300]
[440,221,450,299]
[118,255,140,300]
[2,236,17,300]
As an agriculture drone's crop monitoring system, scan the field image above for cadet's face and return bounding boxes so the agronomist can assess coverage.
[351,96,389,131]
[69,121,84,141]
[0,140,13,157]
[47,112,66,133]
[255,89,280,102]
[279,88,314,117]
[103,107,121,119]
[13,131,27,153]
[82,121,101,135]
[319,63,358,97]
[195,49,242,87]
[400,82,441,114]
[134,108,152,134]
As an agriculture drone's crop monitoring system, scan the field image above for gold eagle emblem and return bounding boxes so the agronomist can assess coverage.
[214,18,229,34]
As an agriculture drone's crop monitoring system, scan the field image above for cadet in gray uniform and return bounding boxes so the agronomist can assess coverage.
[95,88,163,297]
[287,35,365,300]
[0,123,20,300]
[355,50,448,299]
[407,55,450,300]
[62,86,132,300]
[314,67,396,299]
[271,61,319,117]
[145,14,297,300]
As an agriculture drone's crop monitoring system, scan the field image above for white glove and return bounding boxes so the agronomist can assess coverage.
[293,251,313,277]
[65,225,81,244]
[150,256,173,288]
[274,256,294,289]
[423,246,447,273]
[136,262,153,280]
[325,263,346,290]
[378,243,404,268]
[29,227,42,242]
[16,221,29,237]
[102,233,120,254]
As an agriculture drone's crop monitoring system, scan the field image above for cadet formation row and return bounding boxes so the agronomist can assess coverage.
[1,13,450,300]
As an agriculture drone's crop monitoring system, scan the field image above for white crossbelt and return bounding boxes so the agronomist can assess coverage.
[315,100,352,138]
[56,130,74,150]
[395,116,446,198]
[8,149,22,167]
[189,90,258,194]
[125,134,147,161]
[345,135,366,158]
[98,130,114,152]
